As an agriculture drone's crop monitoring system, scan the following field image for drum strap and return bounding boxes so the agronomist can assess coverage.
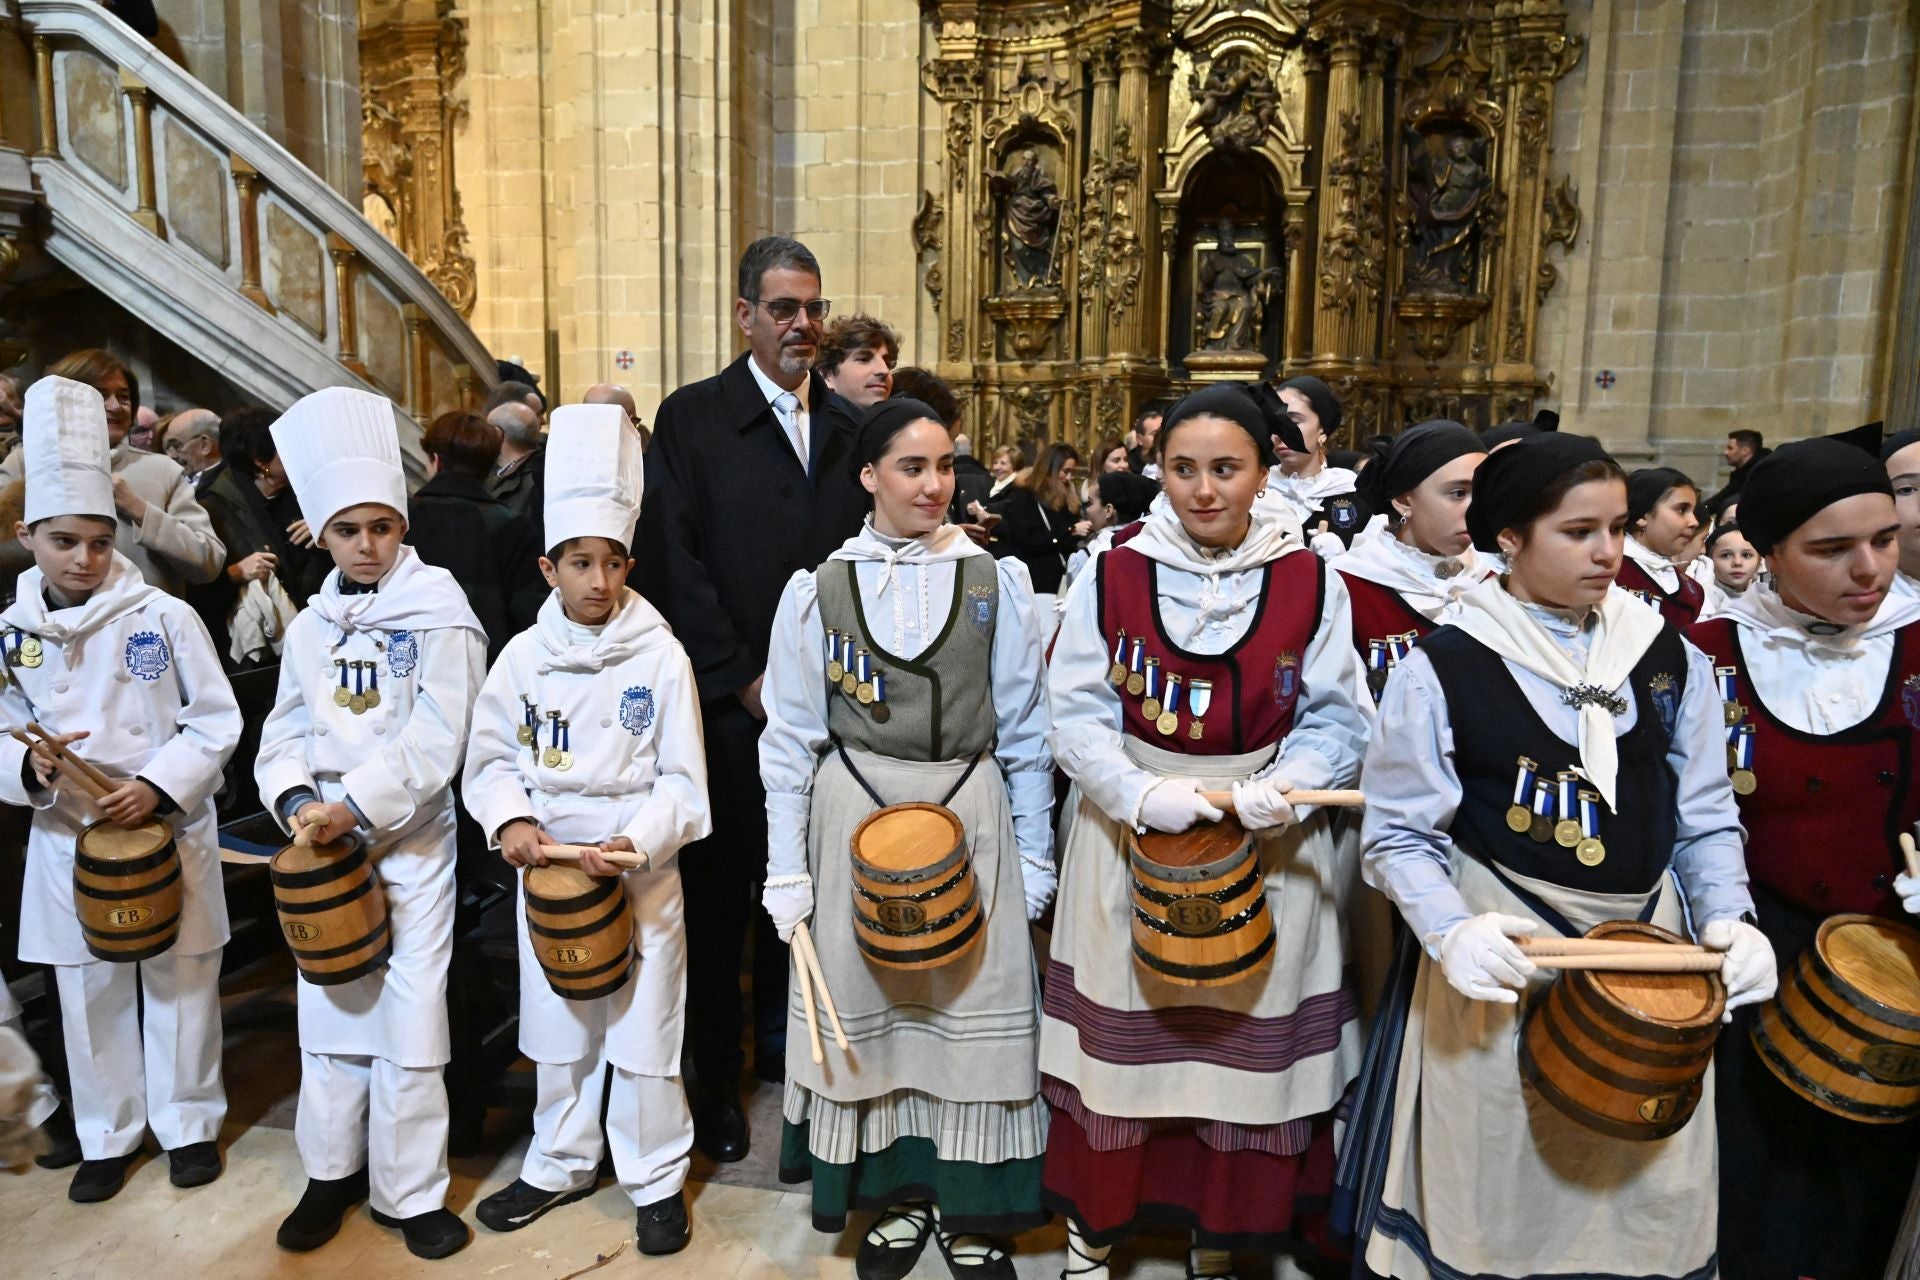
[832,739,983,812]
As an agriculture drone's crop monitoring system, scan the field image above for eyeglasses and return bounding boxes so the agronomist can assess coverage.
[752,297,832,326]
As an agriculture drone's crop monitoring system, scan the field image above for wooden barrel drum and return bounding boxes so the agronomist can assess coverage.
[1751,912,1920,1124]
[270,838,392,985]
[1518,921,1725,1140]
[848,803,982,971]
[73,819,182,962]
[524,866,636,1000]
[1128,817,1274,988]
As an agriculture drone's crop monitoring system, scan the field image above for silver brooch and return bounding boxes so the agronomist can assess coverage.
[1561,683,1628,716]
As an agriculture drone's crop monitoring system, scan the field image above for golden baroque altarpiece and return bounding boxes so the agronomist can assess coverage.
[918,0,1585,451]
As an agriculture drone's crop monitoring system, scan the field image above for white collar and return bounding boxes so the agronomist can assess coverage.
[1329,522,1487,619]
[1270,464,1358,502]
[746,356,810,413]
[1624,535,1680,583]
[1716,580,1920,655]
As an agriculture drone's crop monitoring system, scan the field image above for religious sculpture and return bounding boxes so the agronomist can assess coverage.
[990,148,1063,291]
[1186,51,1280,153]
[1404,129,1492,294]
[1193,220,1281,354]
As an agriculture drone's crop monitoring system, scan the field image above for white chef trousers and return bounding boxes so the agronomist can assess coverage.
[54,949,226,1160]
[297,1050,450,1218]
[522,1056,693,1207]
[0,979,60,1130]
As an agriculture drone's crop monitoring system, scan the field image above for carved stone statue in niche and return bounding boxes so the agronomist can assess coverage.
[1193,220,1280,353]
[989,148,1063,291]
[1404,129,1492,294]
[1186,51,1279,153]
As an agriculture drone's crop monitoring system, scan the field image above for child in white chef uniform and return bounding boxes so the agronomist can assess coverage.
[464,404,708,1255]
[254,386,487,1261]
[0,376,241,1203]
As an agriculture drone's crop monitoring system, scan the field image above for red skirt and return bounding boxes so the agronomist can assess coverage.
[1041,1078,1341,1254]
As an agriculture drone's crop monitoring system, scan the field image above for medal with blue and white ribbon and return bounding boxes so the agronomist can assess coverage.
[855,651,876,704]
[841,639,859,695]
[1529,778,1556,843]
[826,627,845,684]
[1555,771,1582,847]
[1730,725,1756,795]
[1576,789,1606,865]
[517,695,538,746]
[1366,640,1389,700]
[1507,756,1539,833]
[1390,633,1415,664]
[1109,630,1129,687]
[1126,637,1147,696]
[1188,679,1212,740]
[1716,665,1741,726]
[1158,673,1183,736]
[869,670,890,723]
[1141,658,1164,721]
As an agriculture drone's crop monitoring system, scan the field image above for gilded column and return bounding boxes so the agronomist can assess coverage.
[1306,8,1393,372]
[1108,31,1161,365]
[1077,37,1120,362]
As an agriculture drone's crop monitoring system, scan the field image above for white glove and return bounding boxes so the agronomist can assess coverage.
[1435,913,1539,1005]
[1702,918,1777,1018]
[761,873,814,944]
[1138,778,1225,834]
[1230,776,1298,832]
[1897,872,1920,916]
[1020,854,1057,921]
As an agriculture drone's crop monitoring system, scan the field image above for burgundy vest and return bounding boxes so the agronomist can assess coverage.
[1096,545,1324,755]
[1338,571,1435,704]
[1688,616,1920,917]
[1617,558,1704,629]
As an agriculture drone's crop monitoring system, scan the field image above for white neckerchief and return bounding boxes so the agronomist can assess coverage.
[1448,577,1665,813]
[1623,535,1680,592]
[3,552,156,650]
[1328,522,1489,621]
[533,587,674,675]
[1714,579,1920,661]
[1127,503,1304,638]
[1269,463,1358,508]
[305,544,485,646]
[828,520,986,649]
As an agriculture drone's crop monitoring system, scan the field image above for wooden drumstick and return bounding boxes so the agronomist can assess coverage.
[10,728,109,802]
[792,923,849,1051]
[1901,831,1920,880]
[25,722,116,796]
[1517,937,1708,957]
[1201,788,1366,811]
[793,928,824,1066]
[1527,952,1725,973]
[537,843,648,870]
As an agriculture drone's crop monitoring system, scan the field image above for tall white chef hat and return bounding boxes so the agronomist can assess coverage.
[543,403,645,553]
[270,386,408,534]
[22,375,115,526]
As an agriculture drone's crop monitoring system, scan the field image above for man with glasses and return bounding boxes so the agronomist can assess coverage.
[636,236,866,1163]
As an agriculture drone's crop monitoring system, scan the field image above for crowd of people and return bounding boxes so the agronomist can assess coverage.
[0,232,1916,1280]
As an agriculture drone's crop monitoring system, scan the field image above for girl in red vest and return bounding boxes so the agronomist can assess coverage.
[1686,436,1920,1279]
[1329,420,1491,704]
[1041,384,1371,1280]
[1617,466,1706,626]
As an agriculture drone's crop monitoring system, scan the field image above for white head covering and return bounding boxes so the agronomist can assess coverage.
[543,403,644,552]
[270,386,409,534]
[23,375,114,525]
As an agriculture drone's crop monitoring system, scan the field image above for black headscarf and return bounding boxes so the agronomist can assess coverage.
[1626,467,1697,527]
[1880,428,1920,463]
[1276,375,1343,435]
[1161,384,1279,467]
[1355,419,1484,510]
[1466,433,1618,553]
[1246,382,1308,455]
[1705,521,1747,553]
[1480,420,1541,450]
[854,397,945,468]
[1735,437,1894,555]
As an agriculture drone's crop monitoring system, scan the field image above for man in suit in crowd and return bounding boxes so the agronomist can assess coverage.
[636,236,866,1161]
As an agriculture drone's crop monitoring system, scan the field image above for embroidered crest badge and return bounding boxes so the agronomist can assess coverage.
[1648,672,1680,736]
[1274,650,1301,707]
[387,630,419,677]
[123,630,170,682]
[619,685,656,735]
[1328,497,1360,531]
[1902,674,1920,730]
[966,584,996,635]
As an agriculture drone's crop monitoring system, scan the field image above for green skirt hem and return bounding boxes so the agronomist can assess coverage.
[778,1119,1049,1235]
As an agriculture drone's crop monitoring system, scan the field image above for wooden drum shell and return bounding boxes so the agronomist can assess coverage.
[73,820,182,963]
[1127,817,1275,989]
[1519,921,1726,1141]
[1751,912,1920,1124]
[270,838,392,986]
[524,866,636,1001]
[848,802,982,972]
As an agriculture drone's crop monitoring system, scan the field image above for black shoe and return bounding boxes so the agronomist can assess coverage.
[35,1103,81,1170]
[276,1169,370,1251]
[370,1206,471,1260]
[936,1230,1017,1280]
[693,1096,748,1163]
[168,1140,222,1188]
[475,1177,594,1232]
[67,1152,137,1203]
[856,1203,935,1280]
[634,1189,690,1256]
